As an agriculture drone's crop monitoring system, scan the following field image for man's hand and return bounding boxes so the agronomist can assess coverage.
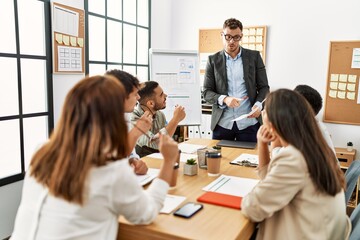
[129,158,148,175]
[248,105,261,118]
[172,105,186,123]
[135,111,153,133]
[224,96,248,108]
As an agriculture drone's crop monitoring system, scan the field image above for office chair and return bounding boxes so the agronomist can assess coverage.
[345,160,360,205]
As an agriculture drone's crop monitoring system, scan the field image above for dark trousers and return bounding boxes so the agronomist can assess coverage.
[212,122,260,142]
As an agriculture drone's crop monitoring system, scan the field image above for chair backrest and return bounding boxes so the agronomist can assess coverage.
[345,160,360,205]
[350,203,360,240]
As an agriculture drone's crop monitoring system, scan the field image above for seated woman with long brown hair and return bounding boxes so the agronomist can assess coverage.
[11,75,179,240]
[241,89,348,240]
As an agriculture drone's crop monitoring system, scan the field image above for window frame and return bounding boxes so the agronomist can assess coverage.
[85,0,151,78]
[0,0,54,186]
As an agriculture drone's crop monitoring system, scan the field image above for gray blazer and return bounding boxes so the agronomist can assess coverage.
[203,49,269,130]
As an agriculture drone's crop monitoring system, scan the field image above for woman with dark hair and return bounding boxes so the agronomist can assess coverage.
[241,89,348,240]
[11,75,179,240]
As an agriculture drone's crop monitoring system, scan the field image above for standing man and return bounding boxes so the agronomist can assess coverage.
[203,18,269,142]
[132,81,186,157]
[106,69,153,174]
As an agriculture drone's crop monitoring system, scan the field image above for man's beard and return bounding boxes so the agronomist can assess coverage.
[154,101,166,111]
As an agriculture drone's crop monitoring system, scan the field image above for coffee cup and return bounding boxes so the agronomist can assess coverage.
[206,152,221,177]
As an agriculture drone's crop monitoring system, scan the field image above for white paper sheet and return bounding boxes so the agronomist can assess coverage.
[160,195,186,214]
[178,143,206,154]
[136,168,160,186]
[146,152,197,163]
[202,175,259,197]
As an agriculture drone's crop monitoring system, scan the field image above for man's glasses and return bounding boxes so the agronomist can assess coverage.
[222,33,242,42]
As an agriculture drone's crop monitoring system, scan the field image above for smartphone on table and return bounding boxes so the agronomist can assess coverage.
[173,202,203,218]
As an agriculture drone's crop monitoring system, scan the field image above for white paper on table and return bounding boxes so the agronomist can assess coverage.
[146,152,197,163]
[178,143,206,154]
[160,194,187,214]
[136,168,160,186]
[230,154,259,165]
[202,174,259,197]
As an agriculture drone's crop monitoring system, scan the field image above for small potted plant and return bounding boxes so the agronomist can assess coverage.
[212,145,222,154]
[184,158,198,176]
[347,142,354,151]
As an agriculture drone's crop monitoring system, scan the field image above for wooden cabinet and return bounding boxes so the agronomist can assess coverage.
[336,147,356,168]
[336,147,358,210]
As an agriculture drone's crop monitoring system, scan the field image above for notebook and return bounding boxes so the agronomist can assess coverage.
[216,140,257,149]
[197,192,242,209]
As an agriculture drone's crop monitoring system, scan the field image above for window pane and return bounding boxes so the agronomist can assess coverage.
[0,0,16,53]
[107,20,122,63]
[0,57,18,117]
[23,116,48,171]
[89,63,106,75]
[123,0,136,23]
[123,24,136,64]
[17,0,45,56]
[0,120,21,178]
[108,0,122,20]
[107,64,122,71]
[21,59,47,114]
[122,65,136,76]
[138,0,149,27]
[89,16,106,61]
[88,0,105,15]
[137,28,149,64]
[137,66,148,82]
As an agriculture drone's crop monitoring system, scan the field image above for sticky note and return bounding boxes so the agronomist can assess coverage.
[256,28,263,35]
[63,35,70,46]
[339,74,348,82]
[338,83,347,90]
[55,33,63,44]
[337,91,346,99]
[70,36,77,47]
[347,92,355,100]
[330,82,338,90]
[348,75,357,83]
[347,83,356,91]
[329,90,337,98]
[77,38,84,47]
[330,74,339,82]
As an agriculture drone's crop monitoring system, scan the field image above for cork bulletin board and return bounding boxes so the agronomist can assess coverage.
[324,41,360,125]
[199,26,267,74]
[52,2,85,73]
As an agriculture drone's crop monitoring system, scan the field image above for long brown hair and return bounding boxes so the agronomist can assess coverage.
[30,75,128,204]
[266,89,345,196]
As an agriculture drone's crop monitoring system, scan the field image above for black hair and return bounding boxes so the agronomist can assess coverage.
[294,85,322,115]
[106,69,140,97]
[138,81,159,104]
[223,18,243,31]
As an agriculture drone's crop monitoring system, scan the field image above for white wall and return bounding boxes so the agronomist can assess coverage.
[160,0,360,158]
[0,181,23,239]
[52,0,85,125]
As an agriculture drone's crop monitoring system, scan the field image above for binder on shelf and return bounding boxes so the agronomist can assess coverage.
[197,192,242,210]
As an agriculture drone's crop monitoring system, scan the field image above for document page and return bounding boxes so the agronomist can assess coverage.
[202,175,259,197]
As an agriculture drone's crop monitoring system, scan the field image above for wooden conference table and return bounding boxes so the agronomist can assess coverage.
[117,138,259,240]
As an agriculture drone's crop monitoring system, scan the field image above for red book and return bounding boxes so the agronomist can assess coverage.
[197,192,242,210]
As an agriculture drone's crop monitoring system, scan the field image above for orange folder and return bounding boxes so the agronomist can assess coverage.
[197,192,242,210]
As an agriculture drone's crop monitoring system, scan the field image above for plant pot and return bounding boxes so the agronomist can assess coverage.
[347,146,353,152]
[184,164,198,176]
